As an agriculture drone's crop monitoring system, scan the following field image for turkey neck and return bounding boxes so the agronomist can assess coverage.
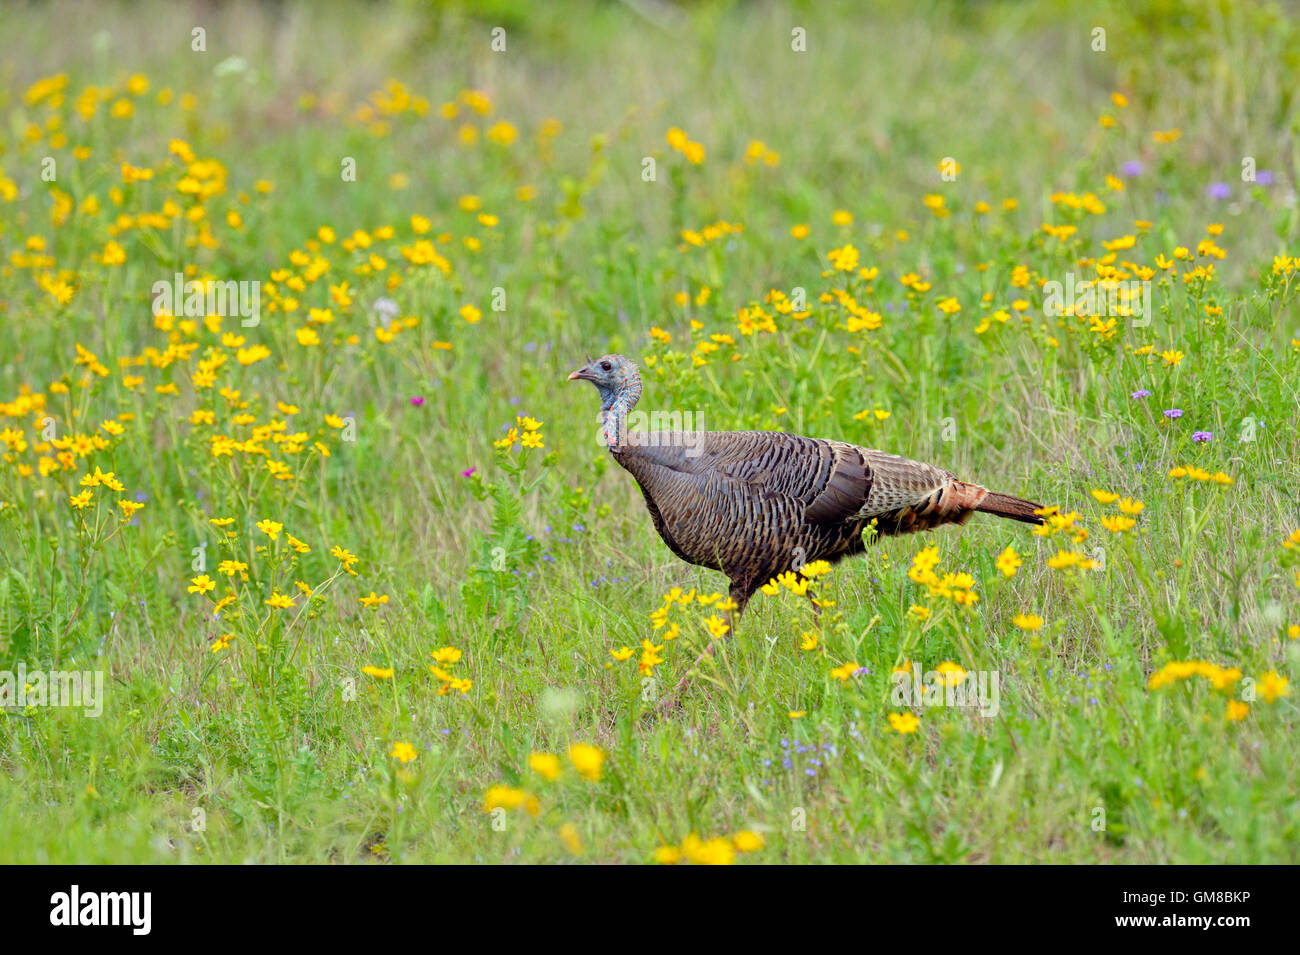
[599,365,643,449]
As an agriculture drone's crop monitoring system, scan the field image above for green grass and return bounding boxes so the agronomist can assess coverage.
[0,0,1298,864]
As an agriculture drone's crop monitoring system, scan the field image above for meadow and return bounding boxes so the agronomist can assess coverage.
[0,0,1297,864]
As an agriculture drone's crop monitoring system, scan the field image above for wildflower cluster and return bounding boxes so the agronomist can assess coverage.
[1147,660,1241,692]
[653,830,764,865]
[429,645,472,696]
[1168,465,1234,485]
[665,126,706,164]
[1148,660,1289,721]
[906,546,978,606]
[758,560,834,601]
[1090,490,1145,533]
[478,744,606,855]
[493,415,546,452]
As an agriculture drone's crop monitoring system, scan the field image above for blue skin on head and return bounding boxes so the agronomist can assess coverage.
[568,354,643,444]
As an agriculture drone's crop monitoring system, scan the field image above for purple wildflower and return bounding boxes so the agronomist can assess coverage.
[1164,408,1183,419]
[1192,431,1212,442]
[1256,170,1276,186]
[410,396,424,407]
[1206,182,1231,200]
[460,467,476,477]
[1121,160,1143,177]
[1131,389,1151,399]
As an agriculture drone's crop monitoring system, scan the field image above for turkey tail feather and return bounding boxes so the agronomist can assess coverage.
[973,489,1045,525]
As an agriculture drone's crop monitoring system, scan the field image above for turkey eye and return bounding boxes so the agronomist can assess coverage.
[600,361,612,371]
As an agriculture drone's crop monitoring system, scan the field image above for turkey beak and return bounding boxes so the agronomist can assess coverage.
[567,367,591,382]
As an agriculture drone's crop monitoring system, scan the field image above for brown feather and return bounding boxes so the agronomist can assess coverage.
[571,355,1043,616]
[612,431,1041,610]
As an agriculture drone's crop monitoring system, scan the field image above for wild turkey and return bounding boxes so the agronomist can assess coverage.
[568,353,1044,619]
